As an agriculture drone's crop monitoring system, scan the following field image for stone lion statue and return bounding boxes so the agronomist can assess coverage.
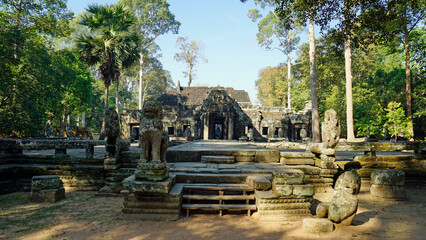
[139,99,168,163]
[316,170,361,225]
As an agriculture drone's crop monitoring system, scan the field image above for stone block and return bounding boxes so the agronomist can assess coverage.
[29,187,65,203]
[272,184,293,196]
[370,184,406,199]
[320,154,335,161]
[122,175,174,194]
[31,175,63,191]
[218,173,244,184]
[272,169,304,184]
[280,152,315,158]
[135,162,169,181]
[293,184,315,197]
[201,155,235,164]
[246,175,271,191]
[302,218,334,234]
[315,159,338,169]
[255,150,280,163]
[280,158,315,165]
[371,170,405,186]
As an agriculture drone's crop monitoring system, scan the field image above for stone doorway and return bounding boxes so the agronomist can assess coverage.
[214,119,224,139]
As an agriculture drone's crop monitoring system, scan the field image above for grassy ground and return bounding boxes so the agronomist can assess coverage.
[0,191,123,238]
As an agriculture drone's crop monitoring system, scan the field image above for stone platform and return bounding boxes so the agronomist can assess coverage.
[167,140,280,163]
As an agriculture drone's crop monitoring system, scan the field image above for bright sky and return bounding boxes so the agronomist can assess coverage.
[68,0,317,105]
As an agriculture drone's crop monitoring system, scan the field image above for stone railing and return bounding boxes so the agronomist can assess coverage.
[335,141,426,156]
[0,138,130,159]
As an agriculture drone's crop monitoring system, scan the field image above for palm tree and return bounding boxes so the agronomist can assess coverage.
[75,4,140,139]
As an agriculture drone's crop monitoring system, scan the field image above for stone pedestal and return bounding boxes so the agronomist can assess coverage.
[256,169,314,221]
[29,175,65,203]
[121,174,180,221]
[370,170,406,200]
[135,162,169,181]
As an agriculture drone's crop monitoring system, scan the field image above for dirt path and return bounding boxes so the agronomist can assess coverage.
[1,183,425,240]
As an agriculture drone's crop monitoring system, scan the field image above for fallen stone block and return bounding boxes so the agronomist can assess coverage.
[29,188,65,203]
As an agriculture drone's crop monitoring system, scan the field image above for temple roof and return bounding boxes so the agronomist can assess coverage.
[161,86,251,106]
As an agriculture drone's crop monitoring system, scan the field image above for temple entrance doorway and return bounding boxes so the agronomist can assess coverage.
[206,114,227,140]
[214,119,224,139]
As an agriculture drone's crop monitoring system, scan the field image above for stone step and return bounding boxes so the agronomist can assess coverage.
[182,203,256,210]
[201,155,235,164]
[183,184,253,192]
[173,172,246,184]
[183,194,255,201]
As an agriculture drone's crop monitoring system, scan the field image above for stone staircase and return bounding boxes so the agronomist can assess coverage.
[181,183,256,217]
[201,155,235,164]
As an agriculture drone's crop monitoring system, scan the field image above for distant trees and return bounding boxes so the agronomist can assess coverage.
[118,0,180,109]
[174,37,208,87]
[0,0,93,137]
[248,0,301,110]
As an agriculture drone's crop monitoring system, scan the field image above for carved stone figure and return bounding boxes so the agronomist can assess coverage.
[139,99,168,163]
[247,128,254,141]
[105,107,120,158]
[45,121,55,138]
[321,109,340,149]
[316,170,361,225]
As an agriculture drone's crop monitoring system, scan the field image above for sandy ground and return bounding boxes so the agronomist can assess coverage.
[1,183,425,240]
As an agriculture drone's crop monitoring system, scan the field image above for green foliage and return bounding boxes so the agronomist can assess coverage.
[174,37,208,87]
[384,102,413,140]
[256,66,287,106]
[0,1,93,137]
[76,4,140,93]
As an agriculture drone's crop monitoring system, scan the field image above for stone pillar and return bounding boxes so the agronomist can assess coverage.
[229,115,234,140]
[203,113,209,140]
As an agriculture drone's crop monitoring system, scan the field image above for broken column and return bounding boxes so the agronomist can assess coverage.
[370,170,406,200]
[256,169,314,221]
[306,109,340,191]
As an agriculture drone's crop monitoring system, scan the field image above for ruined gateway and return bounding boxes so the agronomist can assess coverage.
[121,86,312,141]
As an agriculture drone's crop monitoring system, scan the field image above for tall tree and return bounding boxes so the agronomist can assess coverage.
[275,0,335,142]
[75,4,140,139]
[248,0,301,110]
[174,37,208,87]
[380,0,424,138]
[118,0,180,109]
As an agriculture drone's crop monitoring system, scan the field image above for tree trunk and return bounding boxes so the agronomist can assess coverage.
[309,17,320,143]
[403,22,414,139]
[138,52,144,110]
[82,113,86,128]
[188,64,193,87]
[60,105,66,137]
[287,36,291,110]
[344,35,355,140]
[99,85,109,140]
[115,79,119,114]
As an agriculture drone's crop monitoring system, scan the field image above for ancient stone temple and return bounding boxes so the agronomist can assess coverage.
[121,86,312,141]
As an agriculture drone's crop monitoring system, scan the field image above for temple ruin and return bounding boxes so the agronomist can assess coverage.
[121,86,312,142]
